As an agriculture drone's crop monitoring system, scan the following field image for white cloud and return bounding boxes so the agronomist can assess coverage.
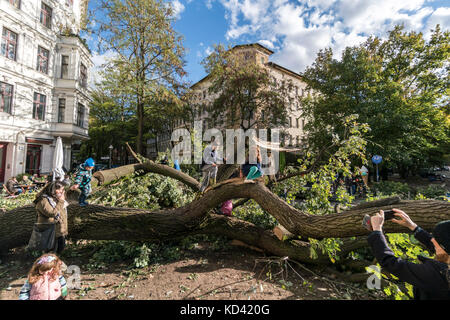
[205,46,214,56]
[214,0,449,73]
[206,0,215,9]
[90,50,117,87]
[425,7,450,35]
[258,39,275,49]
[172,0,185,19]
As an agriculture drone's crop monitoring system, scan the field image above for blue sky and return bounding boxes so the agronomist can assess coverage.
[87,0,450,86]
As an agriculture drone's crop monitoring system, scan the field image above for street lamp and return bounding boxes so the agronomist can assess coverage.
[108,145,113,169]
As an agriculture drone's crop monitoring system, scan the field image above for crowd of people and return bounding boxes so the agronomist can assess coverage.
[3,174,48,196]
[331,165,370,198]
[4,147,449,300]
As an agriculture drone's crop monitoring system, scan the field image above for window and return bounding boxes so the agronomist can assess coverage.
[261,57,265,64]
[33,93,46,120]
[0,82,13,114]
[1,28,18,60]
[80,63,87,87]
[58,98,65,123]
[37,46,49,74]
[289,117,292,128]
[61,55,69,78]
[40,2,52,29]
[296,118,299,128]
[77,103,84,127]
[8,0,20,9]
[302,119,305,130]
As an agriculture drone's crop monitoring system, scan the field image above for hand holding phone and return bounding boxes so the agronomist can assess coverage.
[383,209,395,220]
[362,214,372,231]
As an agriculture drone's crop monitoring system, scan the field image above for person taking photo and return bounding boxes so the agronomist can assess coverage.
[367,209,450,300]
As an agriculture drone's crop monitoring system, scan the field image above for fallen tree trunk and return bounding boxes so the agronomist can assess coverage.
[92,161,201,191]
[1,178,448,255]
[0,204,368,265]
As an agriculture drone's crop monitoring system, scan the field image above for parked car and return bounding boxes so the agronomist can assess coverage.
[418,168,445,181]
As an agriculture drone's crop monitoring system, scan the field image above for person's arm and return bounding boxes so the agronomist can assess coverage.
[35,198,63,219]
[18,281,31,300]
[71,170,83,189]
[367,231,446,291]
[390,209,435,253]
[368,210,448,292]
[412,227,435,254]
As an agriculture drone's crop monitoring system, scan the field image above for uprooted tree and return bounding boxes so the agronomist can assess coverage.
[1,154,449,266]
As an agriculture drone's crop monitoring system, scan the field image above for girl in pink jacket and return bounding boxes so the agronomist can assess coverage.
[19,254,68,300]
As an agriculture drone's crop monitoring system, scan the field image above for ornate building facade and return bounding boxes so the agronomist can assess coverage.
[0,0,92,182]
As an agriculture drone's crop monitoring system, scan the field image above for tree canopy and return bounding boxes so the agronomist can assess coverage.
[198,44,293,131]
[301,25,450,176]
[89,0,187,154]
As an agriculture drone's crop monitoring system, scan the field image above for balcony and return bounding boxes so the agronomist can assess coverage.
[52,122,89,140]
[54,78,90,95]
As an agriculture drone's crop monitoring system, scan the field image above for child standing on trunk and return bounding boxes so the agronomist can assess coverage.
[70,157,95,206]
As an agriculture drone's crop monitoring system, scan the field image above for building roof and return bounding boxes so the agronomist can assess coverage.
[191,43,302,88]
[231,43,274,56]
[266,62,303,81]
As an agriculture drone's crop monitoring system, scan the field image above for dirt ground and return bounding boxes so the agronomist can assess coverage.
[0,240,384,301]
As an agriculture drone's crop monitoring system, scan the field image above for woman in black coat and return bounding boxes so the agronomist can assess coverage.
[367,209,450,300]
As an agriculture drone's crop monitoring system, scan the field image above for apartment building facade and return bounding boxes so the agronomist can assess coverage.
[148,43,308,159]
[0,0,92,182]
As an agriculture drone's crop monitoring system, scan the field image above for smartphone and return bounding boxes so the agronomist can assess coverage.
[383,210,396,220]
[362,214,372,231]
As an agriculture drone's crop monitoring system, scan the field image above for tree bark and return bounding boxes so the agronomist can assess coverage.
[92,161,201,191]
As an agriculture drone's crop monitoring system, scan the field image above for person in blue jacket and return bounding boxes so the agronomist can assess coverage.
[70,158,95,206]
[174,159,181,171]
[367,209,450,300]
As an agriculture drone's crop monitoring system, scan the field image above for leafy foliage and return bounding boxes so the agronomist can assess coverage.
[197,44,291,131]
[88,0,187,154]
[371,181,413,199]
[371,181,448,200]
[232,199,278,230]
[301,25,450,177]
[90,171,195,209]
[82,240,177,270]
[309,238,343,264]
[0,192,37,211]
[273,114,369,215]
[415,185,448,200]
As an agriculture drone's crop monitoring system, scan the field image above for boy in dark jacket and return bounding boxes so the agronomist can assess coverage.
[367,209,450,300]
